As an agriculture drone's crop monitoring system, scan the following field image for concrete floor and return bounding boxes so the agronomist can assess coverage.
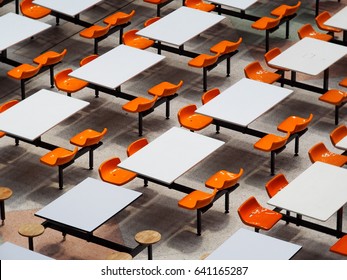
[1,0,347,260]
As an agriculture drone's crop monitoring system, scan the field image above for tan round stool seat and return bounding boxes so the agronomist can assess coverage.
[135,230,161,260]
[135,230,161,245]
[0,186,13,225]
[106,251,133,260]
[18,223,45,251]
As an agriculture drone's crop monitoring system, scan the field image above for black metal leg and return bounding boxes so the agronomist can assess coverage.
[21,80,26,100]
[28,237,34,251]
[50,66,54,88]
[89,149,94,170]
[226,57,230,77]
[323,68,329,91]
[286,21,290,39]
[294,135,299,156]
[224,192,229,213]
[335,106,339,125]
[270,151,275,176]
[138,113,143,136]
[165,99,170,119]
[337,207,343,233]
[94,40,98,55]
[0,201,5,225]
[265,30,270,52]
[197,209,202,236]
[147,245,153,260]
[58,166,64,190]
[203,68,207,92]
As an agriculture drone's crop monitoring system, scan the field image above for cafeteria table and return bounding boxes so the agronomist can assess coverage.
[268,37,347,94]
[33,0,103,27]
[268,161,347,237]
[35,177,150,257]
[206,228,302,260]
[324,6,347,45]
[196,78,294,174]
[211,0,259,21]
[0,12,51,67]
[0,242,53,260]
[137,6,225,58]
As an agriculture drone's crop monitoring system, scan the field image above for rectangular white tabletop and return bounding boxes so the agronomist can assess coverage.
[324,6,347,31]
[33,0,103,17]
[137,6,225,46]
[335,135,347,150]
[118,127,224,185]
[268,162,347,221]
[196,78,293,127]
[0,242,53,260]
[70,45,165,90]
[206,228,301,260]
[35,177,142,233]
[0,12,51,51]
[207,0,258,10]
[268,37,347,76]
[0,89,89,142]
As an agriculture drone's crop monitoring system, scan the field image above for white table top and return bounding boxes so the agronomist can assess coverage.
[0,242,53,260]
[0,89,89,141]
[0,12,51,51]
[268,37,347,76]
[207,0,258,10]
[324,6,347,31]
[206,228,301,260]
[35,177,142,233]
[268,162,347,221]
[335,135,347,150]
[196,78,293,127]
[118,127,225,185]
[137,6,225,46]
[70,45,165,90]
[33,0,103,17]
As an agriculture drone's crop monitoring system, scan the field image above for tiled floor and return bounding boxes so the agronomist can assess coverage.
[1,0,347,259]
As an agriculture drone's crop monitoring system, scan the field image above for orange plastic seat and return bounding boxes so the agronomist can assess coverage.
[33,48,67,88]
[201,88,220,105]
[271,1,301,17]
[340,77,347,88]
[319,89,347,125]
[264,47,288,72]
[144,17,161,27]
[98,157,137,186]
[315,11,342,35]
[127,138,149,157]
[122,29,154,50]
[178,188,218,235]
[277,114,313,135]
[308,142,347,167]
[209,38,243,56]
[103,10,135,26]
[79,54,99,67]
[0,100,19,138]
[330,235,347,256]
[177,104,213,131]
[148,80,183,97]
[7,63,42,99]
[188,52,219,69]
[188,52,220,91]
[297,23,333,41]
[80,24,111,40]
[330,125,347,147]
[244,61,282,84]
[185,0,215,12]
[122,95,158,136]
[20,0,51,19]
[238,196,282,232]
[254,132,290,175]
[205,168,243,191]
[265,173,289,198]
[40,147,78,189]
[70,128,107,147]
[54,68,88,96]
[252,16,281,31]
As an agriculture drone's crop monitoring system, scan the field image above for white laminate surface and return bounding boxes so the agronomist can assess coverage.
[207,0,258,10]
[0,12,51,51]
[195,78,293,127]
[324,6,347,31]
[335,135,347,150]
[137,6,225,46]
[0,242,53,260]
[268,162,347,221]
[70,45,165,89]
[0,89,89,141]
[33,0,103,17]
[118,127,225,185]
[35,177,142,233]
[206,228,302,260]
[268,37,347,76]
